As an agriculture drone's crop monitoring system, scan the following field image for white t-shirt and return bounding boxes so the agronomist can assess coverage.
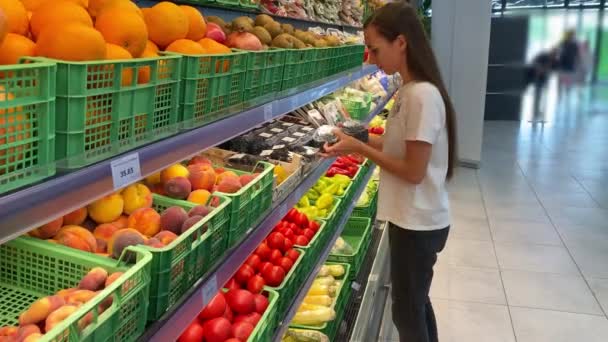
[377,81,450,231]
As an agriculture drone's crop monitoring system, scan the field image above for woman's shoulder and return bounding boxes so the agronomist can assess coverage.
[403,81,443,106]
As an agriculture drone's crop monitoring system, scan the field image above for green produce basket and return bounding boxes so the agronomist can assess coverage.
[247,289,278,342]
[216,0,240,7]
[352,187,378,219]
[290,262,351,341]
[26,55,181,169]
[331,177,355,214]
[314,47,334,79]
[264,249,306,317]
[243,49,286,103]
[0,62,56,195]
[317,198,341,240]
[1,237,151,342]
[215,162,275,247]
[281,48,317,91]
[147,193,231,320]
[350,164,368,192]
[342,93,372,120]
[292,220,326,275]
[327,217,373,279]
[171,50,247,129]
[239,0,259,10]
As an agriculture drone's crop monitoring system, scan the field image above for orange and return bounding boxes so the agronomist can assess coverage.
[0,0,28,35]
[0,9,7,45]
[105,43,134,86]
[0,87,29,171]
[19,0,44,11]
[94,0,142,18]
[0,33,34,65]
[180,5,206,41]
[198,38,231,54]
[143,40,158,54]
[35,24,106,61]
[143,1,188,48]
[137,49,157,85]
[30,1,93,40]
[166,39,204,55]
[95,8,148,58]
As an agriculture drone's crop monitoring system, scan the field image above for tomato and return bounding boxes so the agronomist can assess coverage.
[202,317,232,342]
[308,220,320,232]
[277,257,294,272]
[224,277,241,291]
[286,208,299,222]
[246,275,265,294]
[254,242,272,261]
[302,228,315,240]
[225,289,255,315]
[267,232,285,250]
[294,212,309,227]
[259,261,273,275]
[234,312,261,326]
[235,264,255,284]
[282,238,294,252]
[281,228,294,239]
[285,249,300,261]
[231,321,254,341]
[295,235,309,246]
[269,249,283,265]
[225,339,241,342]
[223,304,233,322]
[245,254,262,271]
[262,265,285,286]
[178,321,204,342]
[253,293,269,314]
[199,292,226,321]
[288,223,299,232]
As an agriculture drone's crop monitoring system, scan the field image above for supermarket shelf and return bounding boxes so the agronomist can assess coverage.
[0,64,377,244]
[271,164,376,341]
[141,90,394,342]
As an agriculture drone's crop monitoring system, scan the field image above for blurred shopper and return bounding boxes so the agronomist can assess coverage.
[557,29,581,97]
[526,48,557,119]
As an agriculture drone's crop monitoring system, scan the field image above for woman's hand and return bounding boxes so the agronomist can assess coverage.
[320,128,363,157]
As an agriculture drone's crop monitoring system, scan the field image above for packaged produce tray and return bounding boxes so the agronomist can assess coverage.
[0,237,151,341]
[265,249,306,317]
[327,217,373,279]
[172,50,247,129]
[292,220,327,276]
[26,55,181,169]
[352,187,378,219]
[273,154,304,204]
[0,62,56,195]
[242,49,286,104]
[289,262,351,341]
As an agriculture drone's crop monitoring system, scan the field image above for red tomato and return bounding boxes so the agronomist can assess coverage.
[267,232,285,250]
[285,249,300,261]
[178,321,204,342]
[277,257,294,272]
[308,220,320,232]
[282,228,294,238]
[294,212,309,227]
[253,293,269,314]
[302,228,315,240]
[199,292,226,321]
[262,265,285,287]
[259,261,273,275]
[202,317,232,342]
[225,289,255,315]
[246,275,265,294]
[235,264,255,284]
[269,249,283,264]
[286,208,299,222]
[234,312,261,326]
[295,235,309,246]
[224,278,241,291]
[288,223,299,232]
[255,243,272,261]
[223,304,233,322]
[225,339,241,342]
[282,238,294,252]
[231,321,254,341]
[245,254,262,271]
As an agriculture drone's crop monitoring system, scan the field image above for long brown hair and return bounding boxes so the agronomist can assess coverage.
[364,1,457,180]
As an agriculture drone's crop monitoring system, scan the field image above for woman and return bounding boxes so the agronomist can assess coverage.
[323,2,456,341]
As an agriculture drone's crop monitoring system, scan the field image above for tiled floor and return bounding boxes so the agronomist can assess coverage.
[377,94,608,341]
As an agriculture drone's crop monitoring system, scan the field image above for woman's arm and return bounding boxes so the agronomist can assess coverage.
[367,134,384,151]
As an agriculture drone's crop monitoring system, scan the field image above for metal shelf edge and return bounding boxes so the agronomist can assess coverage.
[0,64,377,244]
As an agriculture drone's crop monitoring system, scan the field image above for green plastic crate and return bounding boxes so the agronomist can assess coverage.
[172,50,247,129]
[342,93,372,120]
[216,0,240,6]
[281,48,317,90]
[264,249,306,317]
[317,198,341,237]
[290,262,351,341]
[243,49,286,103]
[292,220,326,275]
[352,187,378,219]
[1,237,151,342]
[247,289,278,342]
[147,193,231,320]
[215,162,275,247]
[330,177,355,214]
[0,62,56,195]
[26,55,181,169]
[327,217,372,279]
[239,0,259,9]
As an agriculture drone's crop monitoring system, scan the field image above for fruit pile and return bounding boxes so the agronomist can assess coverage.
[355,177,379,208]
[291,264,345,325]
[0,267,122,341]
[297,175,355,220]
[178,289,270,342]
[27,182,216,258]
[368,115,386,135]
[326,154,364,178]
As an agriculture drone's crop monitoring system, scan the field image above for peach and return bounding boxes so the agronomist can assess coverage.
[239,174,256,187]
[181,215,202,234]
[188,163,216,191]
[164,177,191,200]
[63,207,88,225]
[79,267,108,291]
[128,208,161,236]
[23,332,43,342]
[216,171,238,185]
[187,189,211,204]
[66,290,97,306]
[15,325,40,341]
[160,164,189,184]
[188,205,212,218]
[99,295,113,313]
[214,167,226,175]
[105,272,124,288]
[110,215,129,229]
[28,217,63,239]
[56,288,77,301]
[154,231,178,245]
[145,172,161,185]
[209,196,221,208]
[159,206,188,234]
[188,156,212,166]
[93,224,119,242]
[56,226,97,253]
[88,193,124,224]
[150,183,166,196]
[19,296,65,325]
[0,326,17,337]
[96,238,108,253]
[217,177,242,194]
[45,305,78,333]
[108,229,145,259]
[145,237,164,248]
[121,183,153,215]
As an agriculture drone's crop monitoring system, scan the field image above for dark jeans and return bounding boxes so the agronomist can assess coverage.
[388,223,449,342]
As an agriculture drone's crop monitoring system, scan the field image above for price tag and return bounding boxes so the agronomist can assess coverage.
[110,153,141,190]
[263,102,273,121]
[260,150,273,157]
[272,144,286,150]
[202,275,218,306]
[293,132,305,137]
[259,132,272,138]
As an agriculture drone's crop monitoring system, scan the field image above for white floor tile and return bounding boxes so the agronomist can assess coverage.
[450,215,491,241]
[431,265,506,304]
[567,243,608,278]
[485,204,550,223]
[438,239,498,269]
[501,270,603,314]
[489,218,563,246]
[587,277,608,315]
[547,207,608,228]
[494,242,579,275]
